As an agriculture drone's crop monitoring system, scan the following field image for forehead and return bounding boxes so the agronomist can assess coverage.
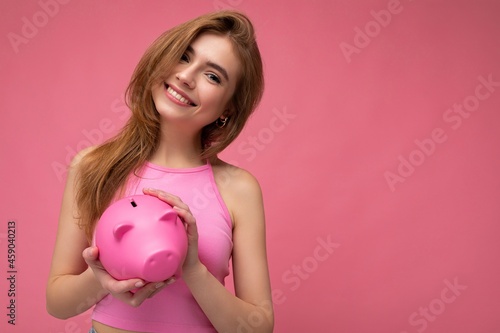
[189,32,241,81]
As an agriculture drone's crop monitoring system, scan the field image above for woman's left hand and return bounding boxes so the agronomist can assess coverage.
[142,188,202,275]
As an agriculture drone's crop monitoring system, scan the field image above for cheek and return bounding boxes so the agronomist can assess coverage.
[200,86,229,108]
[151,84,164,101]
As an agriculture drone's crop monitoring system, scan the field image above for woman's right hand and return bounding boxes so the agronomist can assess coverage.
[82,246,169,307]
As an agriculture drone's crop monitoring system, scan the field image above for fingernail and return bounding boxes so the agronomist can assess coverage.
[166,278,176,285]
[155,282,165,289]
[135,281,145,288]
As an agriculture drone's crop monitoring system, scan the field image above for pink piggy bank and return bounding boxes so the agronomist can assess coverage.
[94,195,188,283]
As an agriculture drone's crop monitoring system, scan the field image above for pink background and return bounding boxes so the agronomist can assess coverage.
[1,0,500,332]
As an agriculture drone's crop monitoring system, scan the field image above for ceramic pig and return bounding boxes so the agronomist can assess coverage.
[94,194,188,283]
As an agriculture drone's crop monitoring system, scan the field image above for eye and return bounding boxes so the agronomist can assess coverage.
[207,73,221,84]
[180,53,189,63]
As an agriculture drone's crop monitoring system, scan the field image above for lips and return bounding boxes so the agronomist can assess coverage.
[164,83,196,106]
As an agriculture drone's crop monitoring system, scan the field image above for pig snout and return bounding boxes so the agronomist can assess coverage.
[141,250,182,282]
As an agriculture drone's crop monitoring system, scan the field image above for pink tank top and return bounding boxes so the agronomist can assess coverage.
[92,161,233,332]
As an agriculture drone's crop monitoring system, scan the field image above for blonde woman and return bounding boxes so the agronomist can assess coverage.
[47,10,273,333]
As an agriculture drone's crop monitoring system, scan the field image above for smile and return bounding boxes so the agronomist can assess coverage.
[165,84,196,106]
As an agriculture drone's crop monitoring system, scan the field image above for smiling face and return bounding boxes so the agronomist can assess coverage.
[151,32,241,132]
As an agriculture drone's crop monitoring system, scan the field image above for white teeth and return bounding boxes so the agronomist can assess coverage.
[167,86,192,105]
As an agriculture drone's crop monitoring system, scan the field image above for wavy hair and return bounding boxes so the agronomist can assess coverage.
[76,10,264,241]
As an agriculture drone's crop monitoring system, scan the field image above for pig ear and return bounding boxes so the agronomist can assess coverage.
[113,223,134,241]
[159,210,178,224]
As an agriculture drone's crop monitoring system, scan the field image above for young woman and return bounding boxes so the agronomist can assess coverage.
[46,10,274,333]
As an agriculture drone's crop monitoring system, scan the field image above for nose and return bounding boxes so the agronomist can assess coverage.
[142,250,181,282]
[176,66,196,89]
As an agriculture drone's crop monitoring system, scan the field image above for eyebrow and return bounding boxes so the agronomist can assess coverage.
[186,45,229,81]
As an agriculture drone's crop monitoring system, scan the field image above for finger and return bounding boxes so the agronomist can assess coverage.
[143,189,198,244]
[148,278,176,298]
[173,207,199,253]
[100,279,149,307]
[101,275,145,295]
[143,188,189,210]
[146,282,166,298]
[173,206,196,226]
[142,188,180,201]
[142,187,160,196]
[82,247,105,270]
[128,281,166,305]
[83,247,145,294]
[108,290,141,307]
[82,246,98,262]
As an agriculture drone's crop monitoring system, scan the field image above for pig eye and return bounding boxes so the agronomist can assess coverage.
[130,200,137,207]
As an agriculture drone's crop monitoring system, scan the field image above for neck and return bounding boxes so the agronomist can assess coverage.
[149,122,205,168]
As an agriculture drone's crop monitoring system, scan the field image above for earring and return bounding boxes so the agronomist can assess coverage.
[216,117,228,128]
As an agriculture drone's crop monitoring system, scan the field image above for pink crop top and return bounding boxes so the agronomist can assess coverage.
[92,162,233,332]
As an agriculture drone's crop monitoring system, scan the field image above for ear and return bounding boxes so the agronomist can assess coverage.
[113,223,134,241]
[159,210,178,224]
[223,100,236,117]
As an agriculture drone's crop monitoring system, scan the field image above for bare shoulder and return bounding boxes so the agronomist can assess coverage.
[211,159,263,224]
[69,145,98,169]
[211,158,262,198]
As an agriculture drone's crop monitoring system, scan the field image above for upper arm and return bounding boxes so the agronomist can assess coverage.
[48,147,95,282]
[216,165,273,316]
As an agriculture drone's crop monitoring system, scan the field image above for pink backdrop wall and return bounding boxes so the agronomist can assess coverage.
[1,0,500,332]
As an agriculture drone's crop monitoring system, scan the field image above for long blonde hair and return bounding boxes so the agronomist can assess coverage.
[76,10,264,241]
